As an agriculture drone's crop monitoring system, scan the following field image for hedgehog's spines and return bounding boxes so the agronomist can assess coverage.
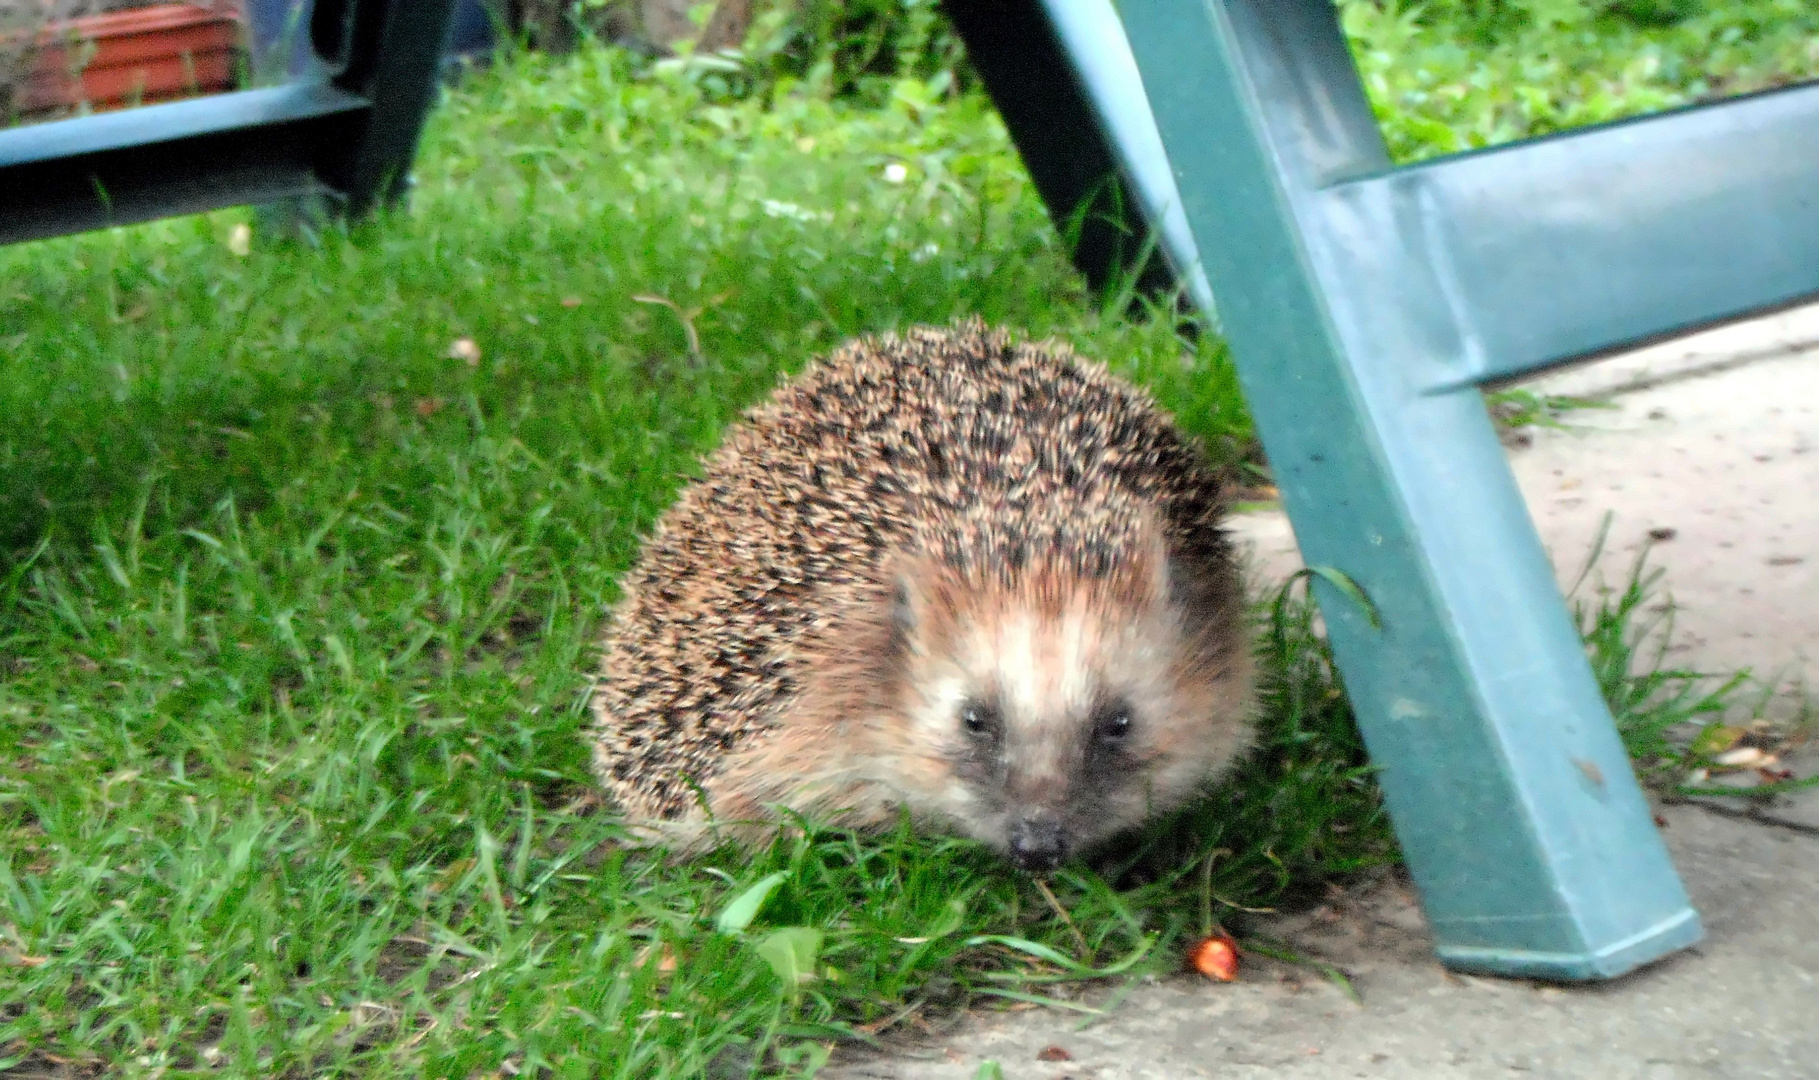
[590,321,1238,827]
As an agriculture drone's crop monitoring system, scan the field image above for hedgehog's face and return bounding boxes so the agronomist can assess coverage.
[883,544,1252,874]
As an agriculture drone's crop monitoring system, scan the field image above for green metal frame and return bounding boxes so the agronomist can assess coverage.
[1087,0,1819,979]
[943,1,1176,300]
[945,0,1217,312]
[0,0,458,245]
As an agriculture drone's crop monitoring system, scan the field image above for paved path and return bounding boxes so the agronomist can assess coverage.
[835,806,1818,1080]
[830,307,1819,1080]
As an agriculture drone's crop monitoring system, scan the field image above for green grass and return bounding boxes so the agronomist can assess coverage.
[0,49,1295,1078]
[1342,0,1819,161]
[1569,530,1818,802]
[2,10,1812,1074]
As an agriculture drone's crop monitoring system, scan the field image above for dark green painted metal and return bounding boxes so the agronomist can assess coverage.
[0,0,457,246]
[0,85,367,245]
[316,0,463,215]
[943,0,1175,300]
[1116,0,1702,978]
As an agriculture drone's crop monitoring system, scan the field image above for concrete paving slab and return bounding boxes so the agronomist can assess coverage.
[831,805,1819,1080]
[1230,343,1819,690]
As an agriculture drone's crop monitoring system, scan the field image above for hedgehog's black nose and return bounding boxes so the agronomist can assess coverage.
[1008,816,1067,874]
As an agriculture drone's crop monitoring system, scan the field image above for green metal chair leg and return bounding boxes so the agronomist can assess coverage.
[943,0,1173,301]
[1116,0,1701,979]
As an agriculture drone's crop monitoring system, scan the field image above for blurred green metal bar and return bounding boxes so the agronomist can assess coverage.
[943,0,1177,301]
[1114,0,1713,979]
[0,0,458,246]
[311,0,464,214]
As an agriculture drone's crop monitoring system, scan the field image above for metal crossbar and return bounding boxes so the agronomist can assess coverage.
[1319,82,1819,387]
[0,0,457,246]
[0,84,365,245]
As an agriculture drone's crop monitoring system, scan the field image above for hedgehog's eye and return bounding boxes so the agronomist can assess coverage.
[959,700,1000,739]
[1093,703,1133,744]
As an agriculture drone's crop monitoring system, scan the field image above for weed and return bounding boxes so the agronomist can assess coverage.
[1570,522,1817,799]
[1485,387,1608,433]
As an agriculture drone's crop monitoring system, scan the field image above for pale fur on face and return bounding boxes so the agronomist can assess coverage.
[859,536,1255,862]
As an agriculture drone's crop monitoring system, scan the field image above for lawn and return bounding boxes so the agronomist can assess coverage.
[1343,0,1819,160]
[2,3,1814,1075]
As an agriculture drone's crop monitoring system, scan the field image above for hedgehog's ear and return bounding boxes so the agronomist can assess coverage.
[1156,537,1238,637]
[883,553,924,647]
[887,554,944,652]
[1161,553,1204,621]
[891,575,917,638]
[1133,520,1214,630]
[1130,512,1177,607]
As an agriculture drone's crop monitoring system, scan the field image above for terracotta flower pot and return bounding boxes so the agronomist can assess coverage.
[14,4,242,115]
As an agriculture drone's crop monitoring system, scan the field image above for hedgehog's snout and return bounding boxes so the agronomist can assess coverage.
[1006,812,1068,875]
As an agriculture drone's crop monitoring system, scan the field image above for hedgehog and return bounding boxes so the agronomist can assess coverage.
[590,321,1255,872]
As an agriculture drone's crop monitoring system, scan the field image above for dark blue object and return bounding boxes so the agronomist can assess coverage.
[943,1,1173,301]
[444,0,502,59]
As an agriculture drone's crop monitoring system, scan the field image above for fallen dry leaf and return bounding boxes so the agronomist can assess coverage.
[1232,484,1280,502]
[1188,932,1239,982]
[560,296,583,308]
[414,397,444,417]
[1035,1045,1072,1062]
